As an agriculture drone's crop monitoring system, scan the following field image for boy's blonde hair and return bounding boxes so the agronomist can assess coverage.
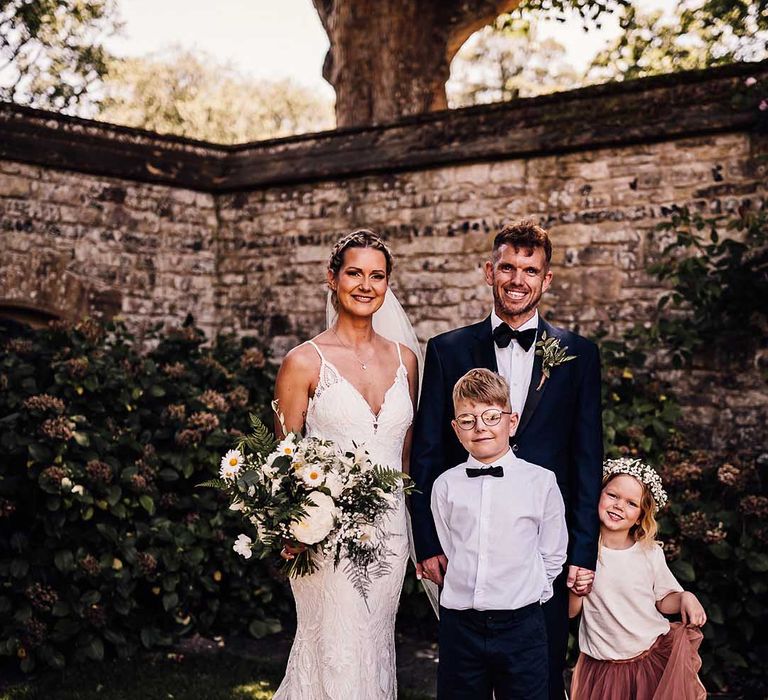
[452,368,511,411]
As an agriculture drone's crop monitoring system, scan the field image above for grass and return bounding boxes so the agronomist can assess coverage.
[0,651,433,700]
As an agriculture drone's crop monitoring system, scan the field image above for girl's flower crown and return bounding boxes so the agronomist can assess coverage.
[603,457,668,512]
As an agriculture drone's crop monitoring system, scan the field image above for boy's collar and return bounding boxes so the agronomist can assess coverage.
[466,447,516,469]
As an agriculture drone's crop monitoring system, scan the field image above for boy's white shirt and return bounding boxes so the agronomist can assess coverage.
[431,447,568,611]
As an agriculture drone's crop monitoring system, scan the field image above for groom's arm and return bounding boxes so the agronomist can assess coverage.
[567,340,603,572]
[409,337,450,562]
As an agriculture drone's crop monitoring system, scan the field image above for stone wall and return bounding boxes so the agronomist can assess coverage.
[1,62,766,448]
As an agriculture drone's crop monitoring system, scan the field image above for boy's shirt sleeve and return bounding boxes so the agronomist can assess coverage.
[539,472,569,599]
[430,473,452,561]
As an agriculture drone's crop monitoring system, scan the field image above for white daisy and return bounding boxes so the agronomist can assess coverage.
[298,465,325,488]
[220,449,244,479]
[276,436,296,457]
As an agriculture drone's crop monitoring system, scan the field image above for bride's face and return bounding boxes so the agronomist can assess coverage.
[328,247,389,319]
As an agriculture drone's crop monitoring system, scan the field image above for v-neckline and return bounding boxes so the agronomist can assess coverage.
[320,356,403,420]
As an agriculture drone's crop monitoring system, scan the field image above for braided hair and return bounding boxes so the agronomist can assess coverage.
[328,229,393,278]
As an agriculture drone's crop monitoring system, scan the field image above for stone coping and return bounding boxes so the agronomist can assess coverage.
[0,60,764,193]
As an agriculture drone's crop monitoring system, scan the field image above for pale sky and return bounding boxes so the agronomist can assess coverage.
[106,0,673,99]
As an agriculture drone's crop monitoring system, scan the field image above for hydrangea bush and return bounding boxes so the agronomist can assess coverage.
[0,318,285,672]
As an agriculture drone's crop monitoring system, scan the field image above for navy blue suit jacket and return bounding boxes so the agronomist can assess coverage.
[410,315,603,570]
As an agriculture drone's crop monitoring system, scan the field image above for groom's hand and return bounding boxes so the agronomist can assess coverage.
[417,555,448,586]
[567,565,595,596]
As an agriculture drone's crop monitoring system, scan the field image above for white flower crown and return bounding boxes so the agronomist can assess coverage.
[603,457,668,512]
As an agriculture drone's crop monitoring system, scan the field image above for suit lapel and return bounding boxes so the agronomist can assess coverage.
[516,317,556,437]
[471,317,498,372]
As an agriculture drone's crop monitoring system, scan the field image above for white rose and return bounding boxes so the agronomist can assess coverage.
[324,472,345,498]
[290,491,337,545]
[61,477,73,490]
[71,484,85,496]
[232,533,253,559]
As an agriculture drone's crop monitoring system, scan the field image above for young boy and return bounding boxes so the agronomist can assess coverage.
[430,368,568,700]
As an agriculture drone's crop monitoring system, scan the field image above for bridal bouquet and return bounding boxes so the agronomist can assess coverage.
[202,403,412,602]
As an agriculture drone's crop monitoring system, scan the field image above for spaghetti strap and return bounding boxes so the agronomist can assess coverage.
[306,339,325,363]
[395,341,403,367]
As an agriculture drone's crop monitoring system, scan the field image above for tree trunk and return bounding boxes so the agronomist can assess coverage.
[313,0,522,128]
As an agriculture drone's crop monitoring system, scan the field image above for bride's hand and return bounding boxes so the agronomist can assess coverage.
[280,543,307,560]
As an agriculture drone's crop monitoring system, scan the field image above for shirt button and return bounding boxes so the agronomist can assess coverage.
[512,444,519,452]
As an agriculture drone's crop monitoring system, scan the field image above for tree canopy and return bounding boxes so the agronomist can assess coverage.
[0,0,119,111]
[96,49,335,144]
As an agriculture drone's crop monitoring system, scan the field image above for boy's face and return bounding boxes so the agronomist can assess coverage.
[451,399,519,465]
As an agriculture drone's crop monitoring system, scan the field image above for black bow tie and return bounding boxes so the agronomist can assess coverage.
[466,466,504,478]
[492,323,537,351]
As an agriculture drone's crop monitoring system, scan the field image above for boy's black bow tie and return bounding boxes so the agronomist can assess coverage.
[492,323,537,351]
[466,466,504,478]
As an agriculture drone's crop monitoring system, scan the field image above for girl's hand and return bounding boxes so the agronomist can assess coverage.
[680,591,707,627]
[571,569,595,596]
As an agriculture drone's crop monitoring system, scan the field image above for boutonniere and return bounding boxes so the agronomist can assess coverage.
[535,331,576,391]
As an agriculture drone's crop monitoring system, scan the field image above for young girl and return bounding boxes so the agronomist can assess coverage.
[569,457,707,700]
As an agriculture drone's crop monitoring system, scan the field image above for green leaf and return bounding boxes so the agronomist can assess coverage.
[28,442,51,463]
[708,541,731,560]
[708,604,724,625]
[670,560,695,582]
[139,495,155,515]
[162,592,178,611]
[54,550,74,573]
[158,468,179,481]
[150,384,166,397]
[84,637,104,661]
[746,553,768,572]
[10,559,29,578]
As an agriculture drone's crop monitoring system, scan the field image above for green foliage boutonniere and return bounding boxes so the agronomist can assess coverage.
[535,331,576,391]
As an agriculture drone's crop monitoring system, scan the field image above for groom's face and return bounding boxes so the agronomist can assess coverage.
[485,244,553,326]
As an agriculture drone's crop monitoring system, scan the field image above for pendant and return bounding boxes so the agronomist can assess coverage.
[361,363,367,370]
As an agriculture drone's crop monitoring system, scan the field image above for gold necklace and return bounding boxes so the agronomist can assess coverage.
[331,327,373,371]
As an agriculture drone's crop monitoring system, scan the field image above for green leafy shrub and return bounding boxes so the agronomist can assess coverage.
[0,318,287,672]
[657,438,768,694]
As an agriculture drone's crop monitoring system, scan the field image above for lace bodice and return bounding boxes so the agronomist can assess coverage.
[305,340,413,470]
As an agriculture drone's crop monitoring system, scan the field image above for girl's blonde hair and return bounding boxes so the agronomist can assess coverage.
[602,472,659,545]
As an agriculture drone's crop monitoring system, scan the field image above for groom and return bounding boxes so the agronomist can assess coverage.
[410,220,603,698]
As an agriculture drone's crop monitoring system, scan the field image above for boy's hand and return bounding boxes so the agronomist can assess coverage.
[417,555,448,586]
[680,591,707,627]
[567,565,595,596]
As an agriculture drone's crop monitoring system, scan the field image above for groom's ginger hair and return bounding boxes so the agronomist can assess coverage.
[493,220,552,265]
[452,369,511,411]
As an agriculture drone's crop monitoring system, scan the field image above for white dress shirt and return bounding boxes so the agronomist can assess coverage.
[490,309,539,418]
[431,448,568,611]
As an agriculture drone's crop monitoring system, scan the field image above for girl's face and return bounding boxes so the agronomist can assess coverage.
[598,474,644,536]
[328,247,388,319]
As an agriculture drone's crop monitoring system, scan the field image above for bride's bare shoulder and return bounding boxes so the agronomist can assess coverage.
[278,335,328,376]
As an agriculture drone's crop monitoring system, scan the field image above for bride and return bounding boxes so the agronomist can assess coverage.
[272,229,419,699]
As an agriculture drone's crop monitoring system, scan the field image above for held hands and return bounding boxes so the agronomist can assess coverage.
[416,555,448,586]
[680,591,707,627]
[567,565,595,596]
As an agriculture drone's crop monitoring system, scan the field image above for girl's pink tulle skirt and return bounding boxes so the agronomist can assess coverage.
[570,622,706,700]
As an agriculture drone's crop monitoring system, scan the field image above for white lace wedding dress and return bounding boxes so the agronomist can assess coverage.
[273,340,412,700]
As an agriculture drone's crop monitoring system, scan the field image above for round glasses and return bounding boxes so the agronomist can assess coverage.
[454,409,512,431]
